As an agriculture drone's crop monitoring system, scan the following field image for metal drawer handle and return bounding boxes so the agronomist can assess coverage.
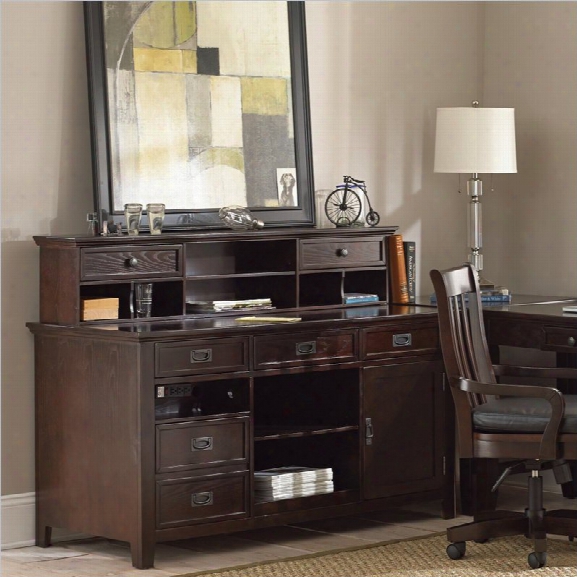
[127,256,138,267]
[190,349,212,363]
[393,333,412,347]
[191,436,213,451]
[296,341,317,355]
[568,336,576,347]
[191,491,213,507]
[337,248,349,257]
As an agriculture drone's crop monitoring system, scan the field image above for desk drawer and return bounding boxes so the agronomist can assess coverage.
[156,472,248,529]
[81,245,181,280]
[254,331,356,369]
[544,327,577,351]
[156,418,249,474]
[362,325,439,360]
[155,338,249,377]
[300,237,384,270]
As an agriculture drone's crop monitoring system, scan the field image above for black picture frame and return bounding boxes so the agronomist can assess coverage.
[83,1,315,231]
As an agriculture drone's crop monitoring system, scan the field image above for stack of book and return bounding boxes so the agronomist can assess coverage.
[430,287,511,304]
[344,292,379,304]
[254,466,334,503]
[186,298,274,313]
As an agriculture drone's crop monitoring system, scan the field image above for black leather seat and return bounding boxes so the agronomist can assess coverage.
[473,396,577,434]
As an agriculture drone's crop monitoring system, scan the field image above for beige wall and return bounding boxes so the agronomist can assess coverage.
[481,1,577,295]
[1,1,575,499]
[1,1,94,495]
[307,1,483,294]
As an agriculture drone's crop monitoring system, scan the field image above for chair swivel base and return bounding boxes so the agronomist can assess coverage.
[446,508,577,569]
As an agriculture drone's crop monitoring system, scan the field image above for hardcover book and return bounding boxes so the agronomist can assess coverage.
[403,241,416,304]
[388,234,409,304]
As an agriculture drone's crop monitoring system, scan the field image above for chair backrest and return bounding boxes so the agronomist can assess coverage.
[430,264,496,409]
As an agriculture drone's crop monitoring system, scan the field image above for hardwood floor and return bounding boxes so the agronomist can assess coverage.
[2,487,574,577]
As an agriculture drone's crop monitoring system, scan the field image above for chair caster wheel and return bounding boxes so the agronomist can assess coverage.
[474,538,489,544]
[447,542,466,560]
[528,552,546,569]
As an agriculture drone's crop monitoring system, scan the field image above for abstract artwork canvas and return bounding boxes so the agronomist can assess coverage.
[102,1,298,212]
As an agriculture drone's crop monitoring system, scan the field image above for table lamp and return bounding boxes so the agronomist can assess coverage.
[434,101,517,288]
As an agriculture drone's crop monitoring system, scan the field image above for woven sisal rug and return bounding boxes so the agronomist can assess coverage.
[174,534,576,577]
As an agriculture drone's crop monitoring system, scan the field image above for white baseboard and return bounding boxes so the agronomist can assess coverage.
[1,493,89,550]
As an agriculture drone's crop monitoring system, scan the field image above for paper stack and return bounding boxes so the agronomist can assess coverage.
[187,298,274,313]
[254,466,334,503]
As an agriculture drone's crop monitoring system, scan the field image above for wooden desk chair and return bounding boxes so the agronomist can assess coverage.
[430,264,577,569]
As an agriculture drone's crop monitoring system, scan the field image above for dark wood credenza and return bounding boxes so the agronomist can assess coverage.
[29,227,452,569]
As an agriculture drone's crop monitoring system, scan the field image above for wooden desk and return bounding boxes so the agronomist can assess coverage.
[414,294,577,370]
[483,298,577,380]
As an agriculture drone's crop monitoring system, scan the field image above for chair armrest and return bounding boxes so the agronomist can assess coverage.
[493,364,577,380]
[449,377,565,461]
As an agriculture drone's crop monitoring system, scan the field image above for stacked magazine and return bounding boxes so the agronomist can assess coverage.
[254,466,334,503]
[186,298,274,313]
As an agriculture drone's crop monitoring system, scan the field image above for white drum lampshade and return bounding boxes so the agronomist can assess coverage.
[434,107,517,174]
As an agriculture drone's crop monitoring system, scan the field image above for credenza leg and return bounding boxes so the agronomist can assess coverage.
[36,523,52,548]
[130,540,155,570]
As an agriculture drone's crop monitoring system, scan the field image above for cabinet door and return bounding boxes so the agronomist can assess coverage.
[363,361,445,499]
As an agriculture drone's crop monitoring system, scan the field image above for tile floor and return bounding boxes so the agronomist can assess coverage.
[1,487,574,577]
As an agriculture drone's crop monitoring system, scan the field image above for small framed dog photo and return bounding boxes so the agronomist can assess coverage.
[277,168,298,207]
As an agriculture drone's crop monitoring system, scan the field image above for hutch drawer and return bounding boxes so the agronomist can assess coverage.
[80,246,181,280]
[156,417,249,474]
[299,237,385,270]
[254,331,357,369]
[155,338,249,377]
[362,325,439,360]
[156,472,249,529]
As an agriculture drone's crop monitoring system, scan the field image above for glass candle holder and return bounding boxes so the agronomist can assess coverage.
[124,203,143,236]
[146,203,165,235]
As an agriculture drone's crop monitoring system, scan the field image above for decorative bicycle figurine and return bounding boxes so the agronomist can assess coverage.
[324,176,380,227]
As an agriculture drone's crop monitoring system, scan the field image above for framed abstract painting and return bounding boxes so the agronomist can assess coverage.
[84,1,315,230]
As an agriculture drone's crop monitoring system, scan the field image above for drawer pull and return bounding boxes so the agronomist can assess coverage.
[337,248,349,257]
[191,436,213,451]
[191,491,213,507]
[296,341,317,355]
[393,333,412,347]
[127,256,138,267]
[190,349,212,363]
[568,337,576,347]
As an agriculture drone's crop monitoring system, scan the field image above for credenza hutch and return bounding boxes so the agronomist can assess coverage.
[29,226,451,568]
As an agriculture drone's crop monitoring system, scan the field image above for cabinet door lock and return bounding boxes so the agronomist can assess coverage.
[365,417,374,445]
